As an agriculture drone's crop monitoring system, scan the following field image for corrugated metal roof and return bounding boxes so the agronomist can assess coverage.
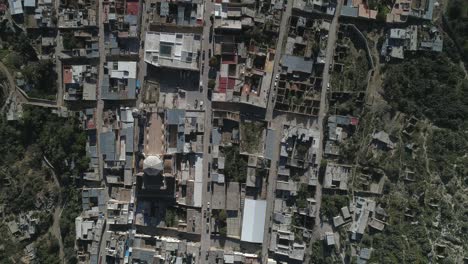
[166,109,185,125]
[341,6,358,17]
[100,131,116,160]
[281,55,313,74]
[124,15,137,26]
[264,129,276,160]
[241,199,267,243]
[122,127,134,152]
[160,2,169,16]
[125,154,133,169]
[24,0,35,7]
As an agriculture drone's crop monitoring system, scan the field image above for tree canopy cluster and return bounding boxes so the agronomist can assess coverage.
[446,0,468,63]
[382,55,468,130]
[222,145,247,183]
[0,106,87,262]
[22,60,58,99]
[369,51,468,263]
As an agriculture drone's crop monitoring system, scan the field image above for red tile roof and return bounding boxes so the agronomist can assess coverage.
[218,77,228,93]
[63,67,72,84]
[126,2,139,15]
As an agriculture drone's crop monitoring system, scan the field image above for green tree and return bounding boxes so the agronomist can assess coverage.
[218,210,227,222]
[62,31,77,50]
[209,56,218,68]
[310,240,326,263]
[36,234,60,264]
[321,195,348,217]
[208,79,216,89]
[219,226,227,236]
[22,60,57,99]
[165,208,177,227]
[223,145,247,182]
[382,55,468,130]
[296,184,309,208]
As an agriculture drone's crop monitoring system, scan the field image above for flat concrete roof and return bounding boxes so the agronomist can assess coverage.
[145,32,201,71]
[226,182,240,210]
[212,183,226,210]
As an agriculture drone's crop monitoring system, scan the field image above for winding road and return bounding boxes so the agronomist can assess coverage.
[43,156,65,262]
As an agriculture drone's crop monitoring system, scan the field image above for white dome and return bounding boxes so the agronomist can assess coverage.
[143,155,163,175]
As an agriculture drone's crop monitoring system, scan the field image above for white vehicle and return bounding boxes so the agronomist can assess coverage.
[327,82,330,89]
[200,100,204,108]
[275,73,280,80]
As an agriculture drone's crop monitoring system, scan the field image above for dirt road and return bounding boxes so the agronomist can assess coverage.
[43,156,65,262]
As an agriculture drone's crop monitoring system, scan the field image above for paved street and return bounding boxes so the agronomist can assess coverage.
[96,0,110,262]
[260,2,292,262]
[260,118,282,263]
[54,0,63,107]
[200,0,215,260]
[137,0,149,108]
[96,0,106,182]
[265,0,292,122]
[55,35,64,107]
[312,0,343,235]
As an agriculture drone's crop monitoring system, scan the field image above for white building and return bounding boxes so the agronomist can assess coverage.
[107,61,137,79]
[144,32,201,71]
[8,0,23,15]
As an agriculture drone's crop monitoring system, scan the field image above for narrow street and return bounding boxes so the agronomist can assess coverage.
[260,118,282,263]
[310,0,343,244]
[0,62,16,98]
[259,5,294,259]
[51,205,65,262]
[96,0,109,261]
[136,0,149,108]
[43,156,65,262]
[200,0,215,259]
[54,0,64,107]
[265,0,292,122]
